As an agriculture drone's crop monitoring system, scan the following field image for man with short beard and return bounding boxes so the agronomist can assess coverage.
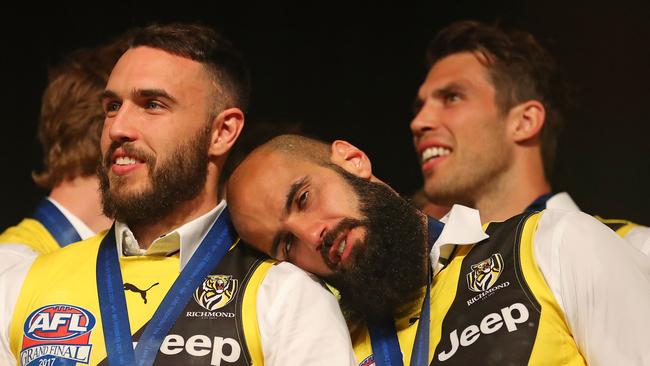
[0,24,354,366]
[226,134,650,365]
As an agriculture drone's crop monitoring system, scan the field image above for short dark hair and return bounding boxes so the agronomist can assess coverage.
[219,121,304,197]
[33,35,129,189]
[127,22,251,113]
[427,20,568,180]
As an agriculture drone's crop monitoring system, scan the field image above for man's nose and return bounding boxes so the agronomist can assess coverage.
[107,102,139,143]
[286,216,327,249]
[410,102,439,138]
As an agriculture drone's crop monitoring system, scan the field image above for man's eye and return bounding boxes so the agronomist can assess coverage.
[105,102,121,114]
[297,191,309,209]
[283,235,294,260]
[145,100,163,109]
[444,92,460,104]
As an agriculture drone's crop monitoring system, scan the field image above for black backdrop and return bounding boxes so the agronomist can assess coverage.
[2,1,649,230]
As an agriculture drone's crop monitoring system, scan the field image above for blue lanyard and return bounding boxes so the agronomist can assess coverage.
[524,192,553,212]
[96,209,237,366]
[32,199,82,247]
[368,217,444,366]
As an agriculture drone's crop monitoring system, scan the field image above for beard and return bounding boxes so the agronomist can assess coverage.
[322,165,428,323]
[97,125,211,227]
[425,135,512,208]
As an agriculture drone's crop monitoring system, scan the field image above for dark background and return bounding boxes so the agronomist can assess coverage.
[2,1,649,230]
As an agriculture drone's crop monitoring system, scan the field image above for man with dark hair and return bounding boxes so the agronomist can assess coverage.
[0,24,354,365]
[226,133,650,365]
[0,37,125,267]
[411,20,650,253]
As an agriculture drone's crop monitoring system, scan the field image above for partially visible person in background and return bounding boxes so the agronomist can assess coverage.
[0,35,127,270]
[410,187,450,219]
[411,20,650,254]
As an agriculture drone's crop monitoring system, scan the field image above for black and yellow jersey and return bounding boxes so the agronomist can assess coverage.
[9,232,273,366]
[351,212,585,365]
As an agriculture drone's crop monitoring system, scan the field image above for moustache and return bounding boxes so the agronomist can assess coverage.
[320,217,365,265]
[103,141,155,169]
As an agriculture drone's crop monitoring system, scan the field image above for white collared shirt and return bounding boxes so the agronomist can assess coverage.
[48,198,95,240]
[547,192,650,255]
[115,201,225,269]
[429,204,650,365]
[431,204,489,274]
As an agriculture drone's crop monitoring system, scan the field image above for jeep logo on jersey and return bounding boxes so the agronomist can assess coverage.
[466,253,504,292]
[21,304,96,365]
[158,334,241,366]
[193,275,238,311]
[437,302,530,361]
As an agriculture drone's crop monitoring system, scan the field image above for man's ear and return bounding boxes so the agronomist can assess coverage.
[209,108,244,157]
[507,100,545,143]
[330,140,372,179]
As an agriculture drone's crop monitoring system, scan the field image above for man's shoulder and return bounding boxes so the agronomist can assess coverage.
[260,261,334,297]
[32,231,107,268]
[0,218,57,254]
[265,261,322,283]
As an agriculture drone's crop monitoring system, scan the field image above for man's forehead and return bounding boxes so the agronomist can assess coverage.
[230,153,302,252]
[420,53,493,95]
[108,46,207,90]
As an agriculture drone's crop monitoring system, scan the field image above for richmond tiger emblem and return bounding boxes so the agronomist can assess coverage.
[466,253,504,292]
[193,274,239,311]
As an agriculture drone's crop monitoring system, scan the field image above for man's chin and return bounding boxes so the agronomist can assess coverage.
[108,178,152,195]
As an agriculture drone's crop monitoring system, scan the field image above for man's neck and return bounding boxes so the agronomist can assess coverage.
[49,176,112,233]
[473,169,551,224]
[129,191,219,249]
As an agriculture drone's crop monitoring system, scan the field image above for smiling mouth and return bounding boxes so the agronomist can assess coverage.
[327,235,348,266]
[320,218,365,269]
[421,146,451,164]
[114,156,142,166]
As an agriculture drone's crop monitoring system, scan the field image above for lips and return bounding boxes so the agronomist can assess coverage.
[416,141,453,173]
[105,144,151,176]
[327,231,351,266]
[321,221,365,269]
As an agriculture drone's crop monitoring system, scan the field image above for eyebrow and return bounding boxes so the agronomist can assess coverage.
[413,82,466,114]
[270,175,310,257]
[135,88,177,104]
[101,89,119,101]
[100,88,178,104]
[432,82,465,97]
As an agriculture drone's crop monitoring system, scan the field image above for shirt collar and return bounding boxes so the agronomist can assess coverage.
[545,192,580,211]
[430,204,489,274]
[47,197,95,239]
[115,200,227,271]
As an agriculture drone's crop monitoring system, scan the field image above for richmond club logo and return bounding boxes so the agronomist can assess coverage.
[466,253,504,292]
[193,274,238,311]
[21,304,96,365]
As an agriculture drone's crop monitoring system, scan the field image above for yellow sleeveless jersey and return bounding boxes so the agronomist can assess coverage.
[351,212,586,366]
[0,218,60,255]
[9,232,274,366]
